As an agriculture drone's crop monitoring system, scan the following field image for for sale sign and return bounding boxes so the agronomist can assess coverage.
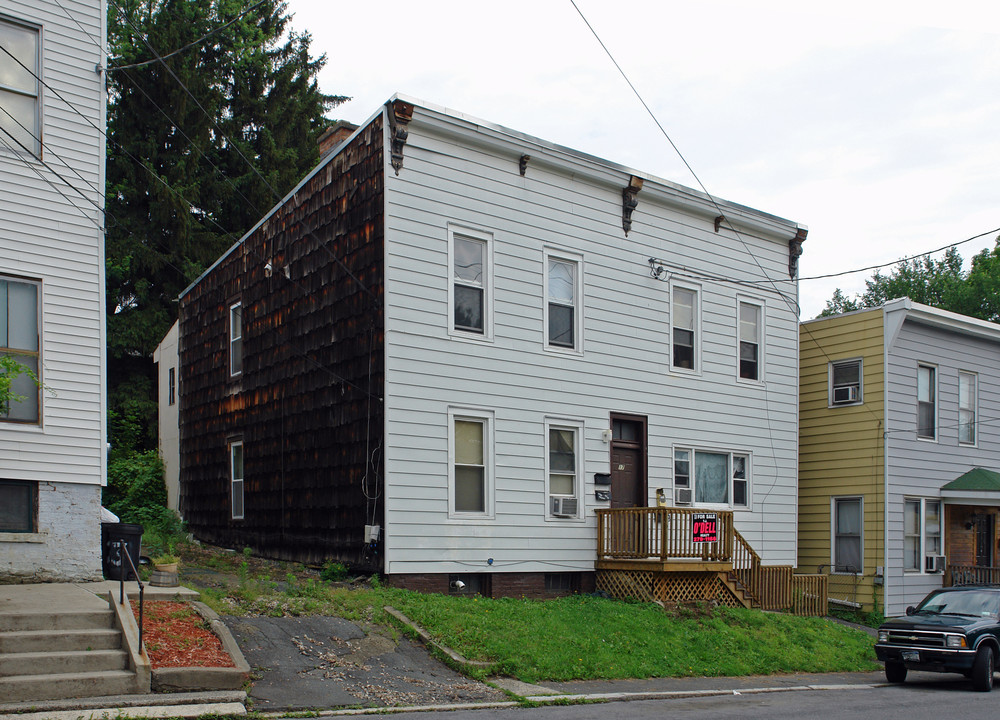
[692,513,718,543]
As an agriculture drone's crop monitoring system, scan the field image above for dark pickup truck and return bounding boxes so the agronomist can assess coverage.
[875,585,1000,691]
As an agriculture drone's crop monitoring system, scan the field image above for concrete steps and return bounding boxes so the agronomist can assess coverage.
[0,598,141,702]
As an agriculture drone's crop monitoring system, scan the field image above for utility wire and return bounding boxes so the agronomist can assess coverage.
[798,226,1000,282]
[109,0,269,71]
[107,0,376,305]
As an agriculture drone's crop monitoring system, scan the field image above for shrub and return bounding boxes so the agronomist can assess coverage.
[320,561,349,582]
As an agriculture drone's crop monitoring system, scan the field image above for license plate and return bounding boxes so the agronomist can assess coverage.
[902,650,920,662]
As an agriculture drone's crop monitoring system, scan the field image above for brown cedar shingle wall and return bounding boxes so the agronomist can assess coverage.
[179,116,385,568]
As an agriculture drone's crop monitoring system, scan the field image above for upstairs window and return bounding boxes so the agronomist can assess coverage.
[829,358,862,406]
[916,364,936,440]
[959,371,977,445]
[449,227,492,339]
[1,275,40,423]
[545,253,581,350]
[167,367,176,406]
[229,302,242,377]
[671,286,698,371]
[0,19,40,156]
[738,301,762,381]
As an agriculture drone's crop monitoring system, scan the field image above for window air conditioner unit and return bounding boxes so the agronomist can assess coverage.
[833,386,859,404]
[925,555,946,573]
[674,488,693,505]
[551,496,578,517]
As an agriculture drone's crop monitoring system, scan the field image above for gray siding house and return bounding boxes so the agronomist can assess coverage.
[0,0,107,580]
[173,96,807,596]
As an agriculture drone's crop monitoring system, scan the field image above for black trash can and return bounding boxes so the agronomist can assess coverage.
[101,522,143,581]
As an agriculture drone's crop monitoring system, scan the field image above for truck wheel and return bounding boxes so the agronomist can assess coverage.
[885,661,907,683]
[972,645,994,692]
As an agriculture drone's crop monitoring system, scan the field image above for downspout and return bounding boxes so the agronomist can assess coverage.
[882,306,890,616]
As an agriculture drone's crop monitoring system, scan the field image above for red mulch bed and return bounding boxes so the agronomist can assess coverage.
[132,600,235,669]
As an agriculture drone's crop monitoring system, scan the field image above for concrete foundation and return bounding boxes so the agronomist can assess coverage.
[0,481,103,582]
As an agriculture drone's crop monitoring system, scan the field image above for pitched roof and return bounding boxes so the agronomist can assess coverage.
[942,468,1000,492]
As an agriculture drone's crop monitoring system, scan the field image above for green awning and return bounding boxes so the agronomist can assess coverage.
[942,468,1000,492]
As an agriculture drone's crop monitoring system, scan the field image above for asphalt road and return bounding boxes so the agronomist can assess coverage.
[363,675,995,720]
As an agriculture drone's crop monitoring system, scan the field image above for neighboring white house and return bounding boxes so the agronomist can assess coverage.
[0,0,107,581]
[173,96,807,597]
[152,321,180,512]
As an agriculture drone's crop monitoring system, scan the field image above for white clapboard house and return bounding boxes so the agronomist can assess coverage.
[0,0,107,580]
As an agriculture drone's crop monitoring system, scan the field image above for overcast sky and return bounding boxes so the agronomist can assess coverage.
[293,0,999,319]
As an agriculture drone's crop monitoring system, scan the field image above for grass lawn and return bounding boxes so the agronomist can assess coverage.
[188,554,879,683]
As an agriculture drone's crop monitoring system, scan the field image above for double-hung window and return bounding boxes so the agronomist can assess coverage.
[916,364,936,440]
[544,251,582,351]
[230,440,244,520]
[1,275,40,423]
[671,285,698,371]
[738,300,762,381]
[829,358,862,406]
[0,19,41,156]
[904,498,942,572]
[832,497,862,574]
[959,371,977,445]
[449,227,492,339]
[449,409,493,517]
[673,447,749,508]
[547,420,582,518]
[229,302,242,377]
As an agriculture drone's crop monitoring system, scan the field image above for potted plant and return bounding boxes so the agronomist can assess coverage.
[152,553,180,574]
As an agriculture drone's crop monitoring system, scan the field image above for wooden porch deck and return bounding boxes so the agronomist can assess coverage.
[595,507,827,616]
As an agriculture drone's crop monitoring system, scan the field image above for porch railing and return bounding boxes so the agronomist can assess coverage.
[596,507,734,561]
[733,528,792,610]
[791,574,828,616]
[946,564,1000,587]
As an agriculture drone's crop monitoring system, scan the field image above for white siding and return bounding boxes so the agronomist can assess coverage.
[382,105,801,576]
[884,315,1000,615]
[0,0,106,488]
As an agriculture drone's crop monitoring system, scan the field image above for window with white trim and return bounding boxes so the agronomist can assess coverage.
[832,497,862,573]
[671,285,698,371]
[916,364,936,440]
[449,409,493,517]
[448,227,492,339]
[829,358,862,406]
[959,371,977,445]
[230,440,244,520]
[0,18,41,156]
[904,498,942,572]
[673,447,749,508]
[229,302,242,377]
[1,275,40,423]
[546,420,582,518]
[544,251,582,351]
[738,300,762,381]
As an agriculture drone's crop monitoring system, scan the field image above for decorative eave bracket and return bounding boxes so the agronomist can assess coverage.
[622,175,643,236]
[519,154,530,176]
[789,227,807,279]
[386,100,414,175]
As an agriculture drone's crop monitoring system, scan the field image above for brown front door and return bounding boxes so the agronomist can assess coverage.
[609,414,646,509]
[975,514,994,567]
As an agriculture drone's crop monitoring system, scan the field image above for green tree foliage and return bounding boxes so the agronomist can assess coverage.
[0,355,37,414]
[820,242,1000,321]
[105,0,346,452]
